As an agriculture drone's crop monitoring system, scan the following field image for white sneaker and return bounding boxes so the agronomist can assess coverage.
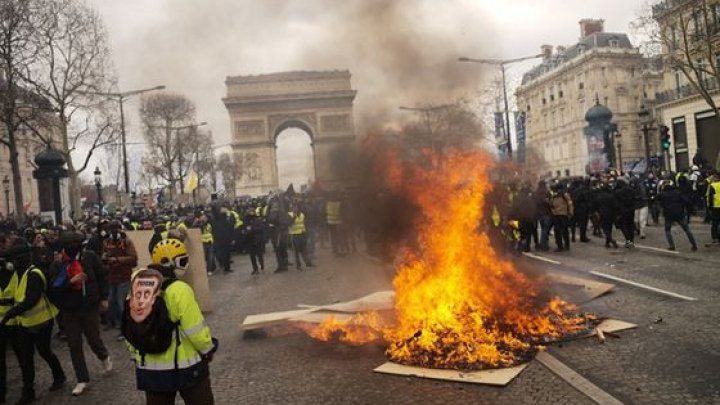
[72,382,87,396]
[102,356,113,372]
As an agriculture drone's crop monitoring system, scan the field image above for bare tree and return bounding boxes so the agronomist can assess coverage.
[216,152,240,199]
[140,92,196,199]
[192,129,216,196]
[0,0,52,220]
[18,0,119,217]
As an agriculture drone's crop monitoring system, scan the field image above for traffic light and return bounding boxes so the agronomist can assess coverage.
[660,125,671,151]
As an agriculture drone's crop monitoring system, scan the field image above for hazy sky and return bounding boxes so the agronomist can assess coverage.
[87,0,649,186]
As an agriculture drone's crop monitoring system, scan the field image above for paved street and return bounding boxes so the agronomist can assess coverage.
[4,219,720,404]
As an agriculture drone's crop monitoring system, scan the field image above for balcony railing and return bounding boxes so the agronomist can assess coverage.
[655,78,720,103]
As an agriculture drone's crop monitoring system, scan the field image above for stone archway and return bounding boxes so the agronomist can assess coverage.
[223,70,357,195]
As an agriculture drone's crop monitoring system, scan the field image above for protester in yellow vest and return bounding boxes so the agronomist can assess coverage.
[0,243,22,404]
[288,205,313,270]
[1,238,65,404]
[325,197,348,257]
[124,239,217,404]
[199,215,216,275]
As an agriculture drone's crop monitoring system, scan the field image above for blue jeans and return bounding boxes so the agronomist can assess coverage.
[664,216,696,248]
[108,281,130,327]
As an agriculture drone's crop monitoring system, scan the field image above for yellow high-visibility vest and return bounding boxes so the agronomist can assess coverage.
[229,210,243,229]
[708,181,720,208]
[0,272,18,327]
[15,267,58,328]
[126,281,214,386]
[201,223,213,243]
[326,201,342,225]
[288,212,306,235]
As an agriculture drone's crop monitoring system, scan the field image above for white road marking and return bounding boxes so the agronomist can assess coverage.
[536,351,625,405]
[634,244,680,255]
[522,252,562,265]
[589,271,698,302]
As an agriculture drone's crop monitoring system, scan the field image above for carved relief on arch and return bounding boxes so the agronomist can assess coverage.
[235,120,266,138]
[320,114,351,132]
[268,112,317,136]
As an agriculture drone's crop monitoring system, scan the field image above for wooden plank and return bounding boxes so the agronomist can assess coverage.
[297,291,395,313]
[373,362,528,386]
[240,308,316,330]
[288,312,353,324]
[126,229,213,312]
[536,351,624,405]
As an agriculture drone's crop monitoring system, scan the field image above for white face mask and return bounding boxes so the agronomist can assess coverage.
[100,230,107,238]
[173,268,186,278]
[2,261,14,272]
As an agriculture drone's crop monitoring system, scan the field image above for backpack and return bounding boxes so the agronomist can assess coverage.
[121,279,179,356]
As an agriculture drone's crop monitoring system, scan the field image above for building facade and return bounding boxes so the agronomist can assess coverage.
[653,0,720,171]
[0,128,63,217]
[516,19,663,177]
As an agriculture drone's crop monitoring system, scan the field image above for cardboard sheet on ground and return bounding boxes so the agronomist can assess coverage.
[544,272,615,303]
[241,309,317,330]
[374,362,528,386]
[593,319,637,334]
[126,229,213,312]
[297,291,395,313]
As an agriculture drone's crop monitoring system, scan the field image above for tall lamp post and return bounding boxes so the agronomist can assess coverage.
[79,85,165,196]
[2,176,9,217]
[458,53,544,160]
[94,167,103,217]
[638,104,653,171]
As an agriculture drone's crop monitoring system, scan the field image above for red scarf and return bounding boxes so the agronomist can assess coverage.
[63,252,84,291]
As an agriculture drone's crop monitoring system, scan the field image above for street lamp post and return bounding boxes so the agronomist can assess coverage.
[94,167,103,217]
[79,85,165,196]
[639,104,653,171]
[2,176,9,217]
[458,54,544,160]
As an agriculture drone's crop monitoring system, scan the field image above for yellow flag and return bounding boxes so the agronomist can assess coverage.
[186,171,198,192]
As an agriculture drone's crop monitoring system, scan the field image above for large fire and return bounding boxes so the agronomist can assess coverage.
[306,149,590,370]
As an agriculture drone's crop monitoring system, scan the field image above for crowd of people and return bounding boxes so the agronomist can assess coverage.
[0,164,718,404]
[489,165,720,254]
[0,189,360,404]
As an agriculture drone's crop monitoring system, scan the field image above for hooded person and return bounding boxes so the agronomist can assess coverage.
[123,238,217,405]
[0,237,66,404]
[48,231,112,396]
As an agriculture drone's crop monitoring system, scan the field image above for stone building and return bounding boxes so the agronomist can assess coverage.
[516,19,663,177]
[652,0,720,170]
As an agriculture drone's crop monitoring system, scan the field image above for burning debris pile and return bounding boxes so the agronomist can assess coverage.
[305,149,593,370]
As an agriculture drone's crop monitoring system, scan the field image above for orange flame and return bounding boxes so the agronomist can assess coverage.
[306,148,589,370]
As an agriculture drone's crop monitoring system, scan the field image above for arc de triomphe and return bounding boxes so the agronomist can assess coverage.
[222,70,357,196]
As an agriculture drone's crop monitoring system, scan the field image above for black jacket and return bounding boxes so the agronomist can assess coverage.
[659,186,690,220]
[48,249,108,312]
